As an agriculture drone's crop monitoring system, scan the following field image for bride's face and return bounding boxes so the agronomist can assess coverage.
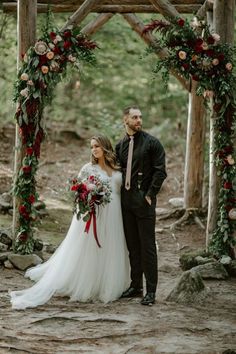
[91,139,104,160]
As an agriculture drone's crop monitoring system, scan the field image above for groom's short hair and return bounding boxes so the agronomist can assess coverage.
[123,105,140,116]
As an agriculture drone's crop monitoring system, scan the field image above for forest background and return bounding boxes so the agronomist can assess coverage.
[0,10,191,150]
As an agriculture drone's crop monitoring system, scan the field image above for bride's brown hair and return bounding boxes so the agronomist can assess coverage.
[90,135,119,170]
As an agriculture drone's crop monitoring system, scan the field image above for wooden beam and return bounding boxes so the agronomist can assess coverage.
[13,0,37,237]
[196,0,213,19]
[0,0,206,5]
[81,13,114,36]
[2,3,202,13]
[149,0,180,18]
[61,0,100,30]
[122,13,189,90]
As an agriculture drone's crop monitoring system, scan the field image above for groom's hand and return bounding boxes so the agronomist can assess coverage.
[145,196,152,205]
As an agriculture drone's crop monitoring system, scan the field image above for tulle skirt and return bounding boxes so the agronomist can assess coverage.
[10,195,130,310]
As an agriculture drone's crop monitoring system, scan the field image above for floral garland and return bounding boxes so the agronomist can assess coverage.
[144,17,236,258]
[13,27,97,254]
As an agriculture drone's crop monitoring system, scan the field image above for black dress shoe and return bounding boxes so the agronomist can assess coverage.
[140,292,156,305]
[121,287,143,298]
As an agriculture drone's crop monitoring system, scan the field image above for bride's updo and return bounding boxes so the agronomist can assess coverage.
[91,135,119,170]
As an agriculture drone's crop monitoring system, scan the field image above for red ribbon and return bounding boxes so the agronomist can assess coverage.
[84,209,101,248]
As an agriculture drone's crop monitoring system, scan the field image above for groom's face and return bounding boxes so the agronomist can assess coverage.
[124,108,142,133]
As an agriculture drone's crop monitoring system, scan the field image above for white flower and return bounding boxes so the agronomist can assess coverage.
[50,60,60,72]
[68,54,76,62]
[203,90,214,99]
[202,42,208,50]
[226,155,235,165]
[178,51,187,60]
[226,62,233,71]
[212,58,219,66]
[27,80,34,86]
[211,33,220,43]
[20,73,29,81]
[56,35,62,42]
[34,41,48,55]
[48,43,55,50]
[20,88,29,97]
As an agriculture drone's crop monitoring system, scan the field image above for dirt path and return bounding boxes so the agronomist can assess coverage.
[0,124,236,354]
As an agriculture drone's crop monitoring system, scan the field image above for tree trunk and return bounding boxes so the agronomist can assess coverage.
[184,80,206,209]
[206,0,235,245]
[12,0,37,237]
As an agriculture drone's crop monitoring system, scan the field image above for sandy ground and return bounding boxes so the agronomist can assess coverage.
[0,123,236,354]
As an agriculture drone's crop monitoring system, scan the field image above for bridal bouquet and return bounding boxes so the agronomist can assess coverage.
[69,174,112,247]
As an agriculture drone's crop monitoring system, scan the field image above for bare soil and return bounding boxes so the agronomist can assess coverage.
[0,123,235,354]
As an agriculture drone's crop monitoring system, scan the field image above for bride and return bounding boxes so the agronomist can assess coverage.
[10,135,130,309]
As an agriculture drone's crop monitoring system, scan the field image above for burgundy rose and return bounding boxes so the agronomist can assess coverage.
[63,30,72,38]
[177,18,185,27]
[53,46,62,55]
[224,182,233,189]
[224,146,233,154]
[63,41,72,50]
[195,38,203,46]
[22,165,32,174]
[19,205,27,214]
[71,184,79,191]
[28,195,35,204]
[182,63,189,70]
[38,54,48,67]
[26,147,34,156]
[50,32,57,40]
[194,45,203,54]
[192,75,199,81]
[18,233,28,242]
[205,49,214,57]
[207,36,215,45]
[218,53,225,62]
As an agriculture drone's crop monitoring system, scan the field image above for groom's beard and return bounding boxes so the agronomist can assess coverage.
[126,122,142,132]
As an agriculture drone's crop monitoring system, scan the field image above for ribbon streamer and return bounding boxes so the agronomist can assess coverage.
[84,209,101,248]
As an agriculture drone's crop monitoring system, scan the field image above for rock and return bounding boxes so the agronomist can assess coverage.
[34,238,44,251]
[166,270,207,304]
[0,242,8,252]
[0,252,9,263]
[156,207,170,216]
[225,260,236,277]
[220,255,232,265]
[8,253,43,270]
[179,249,210,270]
[4,259,14,269]
[45,244,57,254]
[195,255,215,265]
[192,262,229,280]
[0,231,12,246]
[0,192,13,213]
[168,197,184,208]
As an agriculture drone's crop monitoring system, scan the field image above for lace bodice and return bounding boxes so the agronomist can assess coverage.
[79,163,122,195]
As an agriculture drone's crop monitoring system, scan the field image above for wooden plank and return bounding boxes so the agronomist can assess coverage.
[0,0,206,5]
[2,3,202,13]
[61,0,100,30]
[196,0,213,19]
[82,13,114,36]
[13,0,37,237]
[149,0,180,18]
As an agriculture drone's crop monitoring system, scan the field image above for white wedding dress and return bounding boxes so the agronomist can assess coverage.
[10,163,130,310]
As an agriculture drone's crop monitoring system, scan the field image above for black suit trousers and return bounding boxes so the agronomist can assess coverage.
[121,188,158,293]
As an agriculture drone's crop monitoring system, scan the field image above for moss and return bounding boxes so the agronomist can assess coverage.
[179,249,210,270]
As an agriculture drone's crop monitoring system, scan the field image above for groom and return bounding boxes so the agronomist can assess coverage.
[116,106,167,305]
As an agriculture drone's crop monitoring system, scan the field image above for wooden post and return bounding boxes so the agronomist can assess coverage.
[82,13,114,36]
[206,0,235,246]
[13,0,37,237]
[184,80,206,209]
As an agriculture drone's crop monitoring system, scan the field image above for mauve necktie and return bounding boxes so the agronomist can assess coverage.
[125,135,134,190]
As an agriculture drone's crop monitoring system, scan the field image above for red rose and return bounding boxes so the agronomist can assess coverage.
[22,165,32,174]
[53,46,62,55]
[207,36,215,45]
[50,32,57,40]
[88,175,95,182]
[63,41,72,50]
[63,30,72,38]
[205,49,214,57]
[177,18,185,26]
[71,184,79,191]
[26,147,34,155]
[28,195,35,204]
[224,182,232,189]
[182,63,189,70]
[218,53,225,62]
[19,205,27,214]
[19,233,28,242]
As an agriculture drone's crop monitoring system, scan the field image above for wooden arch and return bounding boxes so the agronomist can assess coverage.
[0,0,235,252]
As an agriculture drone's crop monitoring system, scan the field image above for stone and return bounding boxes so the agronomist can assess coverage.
[8,253,43,271]
[0,230,12,246]
[220,255,232,265]
[166,270,207,304]
[0,243,8,252]
[4,260,14,269]
[168,197,184,208]
[179,249,209,270]
[192,262,229,280]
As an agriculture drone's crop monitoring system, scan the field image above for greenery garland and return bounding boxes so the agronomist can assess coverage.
[13,27,97,254]
[144,17,236,258]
